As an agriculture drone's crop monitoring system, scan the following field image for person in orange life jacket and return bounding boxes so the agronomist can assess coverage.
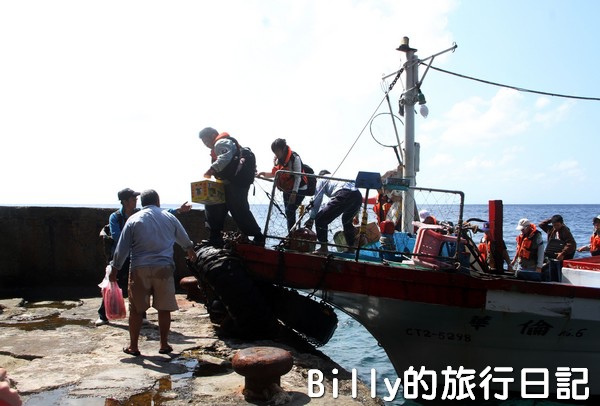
[96,188,191,326]
[304,170,363,253]
[257,138,308,231]
[412,209,438,234]
[373,192,405,232]
[511,218,545,273]
[577,215,600,256]
[477,222,513,273]
[373,193,392,224]
[418,209,437,225]
[198,127,265,247]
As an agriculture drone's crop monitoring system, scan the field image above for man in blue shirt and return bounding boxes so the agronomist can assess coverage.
[305,170,362,254]
[110,189,197,356]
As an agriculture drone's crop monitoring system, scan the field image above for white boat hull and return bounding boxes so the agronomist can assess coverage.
[323,289,600,397]
[562,267,600,288]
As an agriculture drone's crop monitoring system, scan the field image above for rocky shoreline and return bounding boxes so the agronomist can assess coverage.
[0,294,383,405]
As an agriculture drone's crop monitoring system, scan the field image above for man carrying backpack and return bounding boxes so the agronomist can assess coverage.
[96,188,191,326]
[198,127,265,247]
[258,138,315,231]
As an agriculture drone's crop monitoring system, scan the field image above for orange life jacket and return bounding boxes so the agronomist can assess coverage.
[478,241,488,263]
[590,233,600,254]
[272,146,307,192]
[373,200,392,223]
[516,224,540,261]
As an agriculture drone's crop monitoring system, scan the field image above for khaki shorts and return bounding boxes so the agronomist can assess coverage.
[128,265,178,313]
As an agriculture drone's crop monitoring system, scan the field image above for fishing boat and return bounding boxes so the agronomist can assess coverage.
[188,38,600,400]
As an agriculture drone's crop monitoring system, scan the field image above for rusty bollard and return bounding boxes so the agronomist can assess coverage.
[179,276,203,302]
[232,346,293,401]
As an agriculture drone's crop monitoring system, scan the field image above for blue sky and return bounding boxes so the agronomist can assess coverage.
[1,0,598,206]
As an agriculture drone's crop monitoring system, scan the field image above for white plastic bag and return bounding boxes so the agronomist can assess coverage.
[98,265,111,289]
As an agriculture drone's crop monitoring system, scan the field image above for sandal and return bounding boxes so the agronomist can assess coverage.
[123,347,141,356]
[158,345,173,354]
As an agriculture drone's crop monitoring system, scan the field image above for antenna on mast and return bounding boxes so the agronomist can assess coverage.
[387,37,457,232]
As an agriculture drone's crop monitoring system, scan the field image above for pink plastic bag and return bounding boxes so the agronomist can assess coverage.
[103,281,127,320]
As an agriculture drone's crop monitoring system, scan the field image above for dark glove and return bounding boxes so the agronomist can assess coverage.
[304,219,314,229]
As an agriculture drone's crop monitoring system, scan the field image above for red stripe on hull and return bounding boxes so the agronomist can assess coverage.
[235,244,600,309]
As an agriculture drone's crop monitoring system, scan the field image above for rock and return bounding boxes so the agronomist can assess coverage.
[0,295,382,405]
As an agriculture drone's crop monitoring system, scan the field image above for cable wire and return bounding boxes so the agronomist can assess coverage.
[425,64,600,101]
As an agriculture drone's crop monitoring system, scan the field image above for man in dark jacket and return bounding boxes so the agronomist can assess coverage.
[198,127,265,247]
[538,214,577,282]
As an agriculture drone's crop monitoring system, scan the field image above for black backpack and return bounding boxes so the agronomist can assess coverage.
[215,135,256,187]
[300,163,316,196]
[232,147,256,187]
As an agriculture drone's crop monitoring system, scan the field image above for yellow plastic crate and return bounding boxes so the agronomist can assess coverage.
[190,180,225,204]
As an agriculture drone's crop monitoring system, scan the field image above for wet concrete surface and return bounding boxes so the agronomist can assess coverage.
[0,295,383,405]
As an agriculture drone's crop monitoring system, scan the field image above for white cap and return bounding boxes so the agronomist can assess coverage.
[419,209,431,222]
[516,218,531,231]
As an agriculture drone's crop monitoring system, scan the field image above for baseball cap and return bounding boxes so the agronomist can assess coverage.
[481,222,490,232]
[594,215,600,223]
[117,188,140,201]
[318,170,331,176]
[419,209,431,222]
[516,218,531,231]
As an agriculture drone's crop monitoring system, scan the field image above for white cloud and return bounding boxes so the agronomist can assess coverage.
[535,97,551,109]
[533,100,574,125]
[552,159,583,179]
[410,78,587,201]
[434,88,529,145]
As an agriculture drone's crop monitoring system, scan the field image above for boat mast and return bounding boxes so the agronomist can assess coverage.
[393,37,457,232]
[397,37,418,233]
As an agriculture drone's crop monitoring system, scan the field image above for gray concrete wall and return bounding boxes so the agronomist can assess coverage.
[0,206,217,299]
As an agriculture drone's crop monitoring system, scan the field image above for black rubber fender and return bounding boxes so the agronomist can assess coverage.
[190,244,279,339]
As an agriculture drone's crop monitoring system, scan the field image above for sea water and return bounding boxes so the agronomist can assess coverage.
[320,204,600,405]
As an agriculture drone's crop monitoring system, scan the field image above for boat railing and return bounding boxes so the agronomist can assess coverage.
[251,170,484,270]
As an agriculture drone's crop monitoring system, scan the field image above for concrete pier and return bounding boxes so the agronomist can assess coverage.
[0,295,382,405]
